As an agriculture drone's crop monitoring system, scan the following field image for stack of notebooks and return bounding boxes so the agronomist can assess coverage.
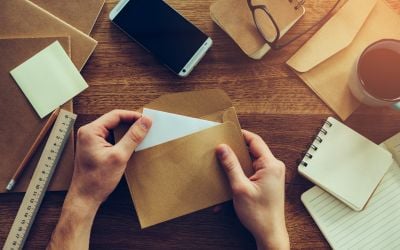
[299,117,400,248]
[210,0,305,59]
[0,0,105,192]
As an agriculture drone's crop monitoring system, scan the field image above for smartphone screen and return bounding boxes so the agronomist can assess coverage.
[112,0,209,74]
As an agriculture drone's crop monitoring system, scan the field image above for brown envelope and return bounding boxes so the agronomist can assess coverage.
[0,0,97,70]
[30,0,105,34]
[114,89,253,228]
[287,0,400,120]
[0,37,74,193]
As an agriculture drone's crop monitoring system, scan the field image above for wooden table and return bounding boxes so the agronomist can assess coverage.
[1,0,400,249]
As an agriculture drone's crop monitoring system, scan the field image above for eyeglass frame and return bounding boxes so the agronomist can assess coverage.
[247,0,342,50]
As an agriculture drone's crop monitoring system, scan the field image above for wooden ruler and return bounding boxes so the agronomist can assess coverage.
[3,109,77,250]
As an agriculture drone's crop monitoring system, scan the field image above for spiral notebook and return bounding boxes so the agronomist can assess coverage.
[210,0,305,59]
[298,117,393,211]
[301,132,400,249]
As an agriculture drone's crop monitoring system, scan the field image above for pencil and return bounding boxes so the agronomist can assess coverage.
[6,108,61,191]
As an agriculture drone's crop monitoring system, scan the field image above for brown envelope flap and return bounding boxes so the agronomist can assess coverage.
[0,0,97,71]
[145,89,233,118]
[201,106,241,129]
[114,90,237,145]
[287,0,377,73]
[125,122,253,228]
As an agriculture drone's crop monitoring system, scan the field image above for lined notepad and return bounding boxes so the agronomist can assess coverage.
[302,132,400,249]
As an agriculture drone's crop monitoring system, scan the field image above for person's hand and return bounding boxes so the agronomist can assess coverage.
[48,110,152,250]
[216,130,289,250]
[69,109,151,206]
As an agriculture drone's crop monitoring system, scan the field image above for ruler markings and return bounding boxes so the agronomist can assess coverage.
[3,110,77,250]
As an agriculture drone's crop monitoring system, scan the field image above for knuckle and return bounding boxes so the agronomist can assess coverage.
[252,133,264,143]
[110,109,121,115]
[232,183,250,196]
[77,125,91,144]
[256,156,286,177]
[223,157,238,172]
[106,151,124,166]
[254,134,263,141]
[258,156,270,166]
[271,159,286,177]
[127,126,145,144]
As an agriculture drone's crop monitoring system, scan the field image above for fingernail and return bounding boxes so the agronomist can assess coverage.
[217,145,229,159]
[139,116,152,130]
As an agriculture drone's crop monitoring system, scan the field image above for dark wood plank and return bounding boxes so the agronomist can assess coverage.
[1,0,400,249]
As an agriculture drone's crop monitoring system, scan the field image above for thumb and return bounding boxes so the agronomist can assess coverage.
[115,116,152,159]
[216,144,248,190]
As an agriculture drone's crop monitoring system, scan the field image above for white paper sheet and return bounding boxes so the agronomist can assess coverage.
[10,41,88,118]
[135,108,220,151]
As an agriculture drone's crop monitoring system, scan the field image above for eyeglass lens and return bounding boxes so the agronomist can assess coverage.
[253,8,278,43]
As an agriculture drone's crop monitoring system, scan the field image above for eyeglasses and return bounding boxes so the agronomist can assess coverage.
[247,0,342,50]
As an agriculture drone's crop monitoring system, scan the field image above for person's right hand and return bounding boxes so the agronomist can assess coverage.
[216,130,289,250]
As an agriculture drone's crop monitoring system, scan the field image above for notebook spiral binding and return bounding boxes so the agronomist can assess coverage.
[289,0,305,10]
[300,120,333,167]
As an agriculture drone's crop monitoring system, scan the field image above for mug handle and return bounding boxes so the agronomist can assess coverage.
[392,102,400,110]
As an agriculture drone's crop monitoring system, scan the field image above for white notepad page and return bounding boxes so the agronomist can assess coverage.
[298,117,393,211]
[10,41,88,118]
[301,132,400,249]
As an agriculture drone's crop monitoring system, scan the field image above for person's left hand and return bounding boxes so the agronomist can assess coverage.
[69,109,152,207]
[48,109,152,250]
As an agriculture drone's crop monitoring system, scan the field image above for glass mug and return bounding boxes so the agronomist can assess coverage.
[349,39,400,109]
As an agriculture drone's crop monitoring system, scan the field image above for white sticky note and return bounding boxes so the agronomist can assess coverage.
[135,108,220,151]
[10,41,88,118]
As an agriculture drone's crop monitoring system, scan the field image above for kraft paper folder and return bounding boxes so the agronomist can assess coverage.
[0,37,74,192]
[0,0,104,192]
[287,0,400,120]
[0,0,98,71]
[115,89,253,228]
[30,0,105,34]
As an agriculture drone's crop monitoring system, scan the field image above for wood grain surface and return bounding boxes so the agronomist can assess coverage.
[1,0,400,249]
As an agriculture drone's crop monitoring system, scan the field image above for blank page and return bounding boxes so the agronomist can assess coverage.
[302,134,400,249]
[298,117,393,211]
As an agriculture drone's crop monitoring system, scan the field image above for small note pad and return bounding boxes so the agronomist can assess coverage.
[10,41,88,118]
[136,108,220,151]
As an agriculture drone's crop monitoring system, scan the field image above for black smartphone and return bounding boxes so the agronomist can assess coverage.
[109,0,212,77]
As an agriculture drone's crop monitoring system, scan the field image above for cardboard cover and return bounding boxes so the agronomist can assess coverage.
[114,89,253,228]
[287,0,400,120]
[210,0,305,59]
[0,37,74,193]
[0,0,97,70]
[30,0,105,34]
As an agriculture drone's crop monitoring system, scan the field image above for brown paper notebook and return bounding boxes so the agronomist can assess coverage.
[210,0,305,59]
[30,0,105,34]
[0,37,74,193]
[114,90,253,228]
[0,0,97,70]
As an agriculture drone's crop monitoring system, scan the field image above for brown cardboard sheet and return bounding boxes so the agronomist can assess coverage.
[0,37,75,193]
[114,89,253,228]
[30,0,105,34]
[0,0,97,71]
